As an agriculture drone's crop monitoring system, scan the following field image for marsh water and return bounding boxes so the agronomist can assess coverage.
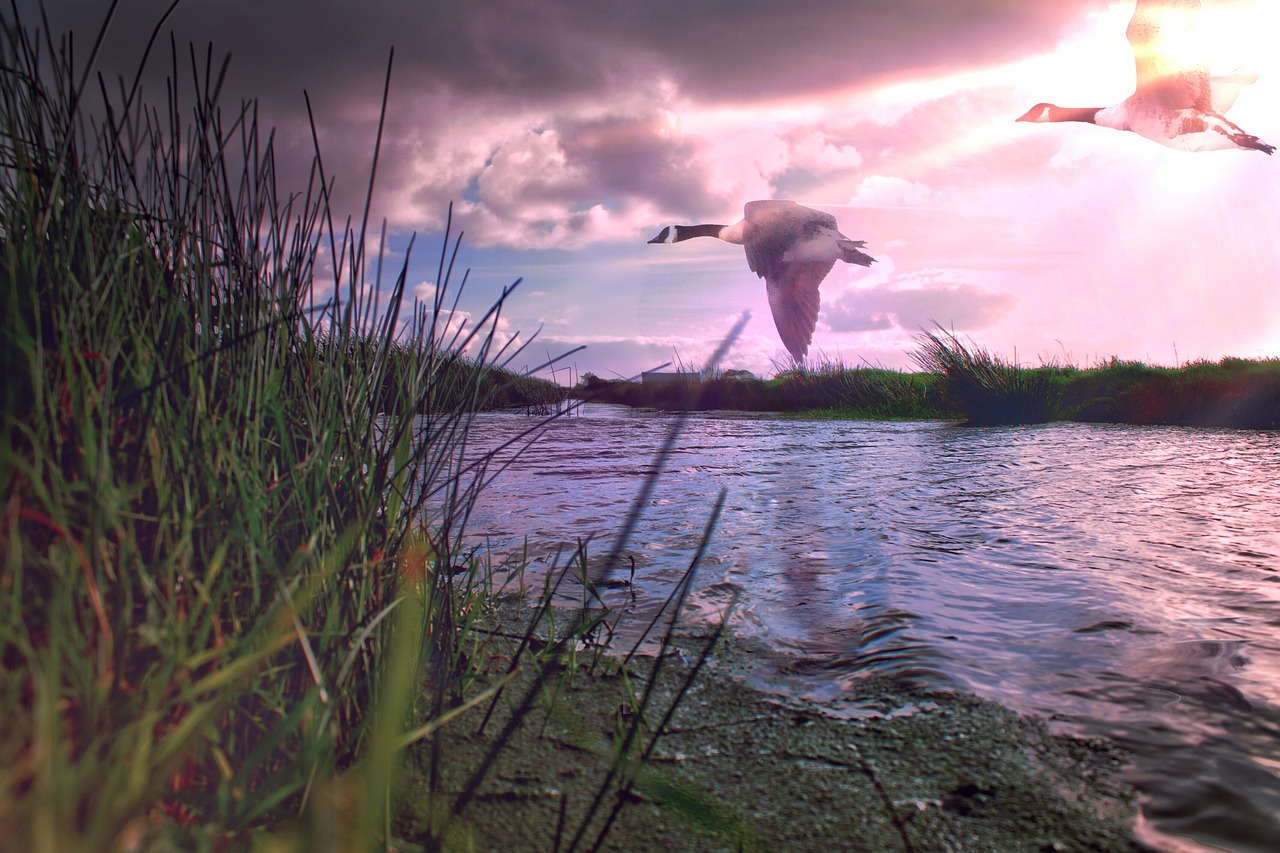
[452,405,1280,853]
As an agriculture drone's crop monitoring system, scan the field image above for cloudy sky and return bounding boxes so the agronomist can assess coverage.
[27,0,1280,379]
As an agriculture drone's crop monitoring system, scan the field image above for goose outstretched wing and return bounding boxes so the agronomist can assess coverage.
[1128,0,1210,108]
[764,260,833,361]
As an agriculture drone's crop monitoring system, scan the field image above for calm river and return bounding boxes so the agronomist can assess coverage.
[452,405,1280,853]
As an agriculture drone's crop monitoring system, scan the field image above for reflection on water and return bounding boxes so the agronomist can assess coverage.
[454,405,1280,853]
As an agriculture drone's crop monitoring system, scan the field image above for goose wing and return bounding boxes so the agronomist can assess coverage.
[1209,72,1259,113]
[764,260,834,361]
[741,200,837,277]
[1128,0,1210,108]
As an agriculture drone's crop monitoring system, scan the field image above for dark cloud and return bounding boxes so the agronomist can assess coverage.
[558,115,719,212]
[400,111,727,246]
[826,279,1015,333]
[18,1,1109,109]
[6,0,1106,241]
[437,114,720,214]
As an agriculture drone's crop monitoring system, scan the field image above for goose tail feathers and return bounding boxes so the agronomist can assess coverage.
[1237,135,1276,155]
[838,239,876,267]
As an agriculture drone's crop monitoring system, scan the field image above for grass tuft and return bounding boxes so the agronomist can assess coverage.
[0,7,741,850]
[0,7,576,850]
[911,327,1067,425]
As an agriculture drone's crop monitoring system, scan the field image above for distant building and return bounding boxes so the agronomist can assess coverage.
[641,370,699,385]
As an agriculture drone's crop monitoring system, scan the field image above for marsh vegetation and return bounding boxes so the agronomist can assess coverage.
[0,10,675,851]
[579,328,1280,430]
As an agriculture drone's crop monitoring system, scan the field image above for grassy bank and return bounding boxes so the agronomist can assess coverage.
[915,329,1280,428]
[577,364,951,420]
[579,331,1280,429]
[0,10,585,851]
[1058,355,1280,429]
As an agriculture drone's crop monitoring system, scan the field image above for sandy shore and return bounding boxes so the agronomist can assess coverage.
[397,610,1144,852]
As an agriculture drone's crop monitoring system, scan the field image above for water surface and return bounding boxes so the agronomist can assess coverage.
[455,405,1280,853]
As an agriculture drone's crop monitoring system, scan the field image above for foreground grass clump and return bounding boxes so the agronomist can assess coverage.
[0,10,581,850]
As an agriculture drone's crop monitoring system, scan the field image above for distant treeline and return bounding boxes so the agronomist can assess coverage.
[575,330,1280,430]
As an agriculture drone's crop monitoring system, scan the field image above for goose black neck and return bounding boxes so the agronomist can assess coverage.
[676,224,726,241]
[1053,106,1101,124]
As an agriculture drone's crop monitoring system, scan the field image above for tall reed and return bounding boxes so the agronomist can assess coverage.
[0,5,567,848]
[912,327,1065,425]
[1,5,743,849]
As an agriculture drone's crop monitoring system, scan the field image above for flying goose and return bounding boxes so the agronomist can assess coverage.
[648,200,875,361]
[1017,0,1274,154]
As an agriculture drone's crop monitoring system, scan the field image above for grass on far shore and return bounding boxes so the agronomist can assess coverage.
[576,364,947,421]
[576,328,1280,430]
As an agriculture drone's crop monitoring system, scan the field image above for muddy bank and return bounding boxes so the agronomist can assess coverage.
[397,616,1143,852]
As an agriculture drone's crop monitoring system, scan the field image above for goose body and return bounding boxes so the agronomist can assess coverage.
[1017,0,1273,154]
[648,200,875,361]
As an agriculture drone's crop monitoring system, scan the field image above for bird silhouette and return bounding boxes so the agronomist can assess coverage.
[648,200,875,361]
[1017,0,1273,154]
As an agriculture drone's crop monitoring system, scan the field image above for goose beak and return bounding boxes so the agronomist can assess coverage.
[647,226,670,244]
[1015,105,1047,123]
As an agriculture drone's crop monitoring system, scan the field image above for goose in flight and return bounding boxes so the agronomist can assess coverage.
[1016,0,1274,154]
[648,200,875,361]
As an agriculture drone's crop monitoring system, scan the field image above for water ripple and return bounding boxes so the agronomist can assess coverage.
[453,406,1280,853]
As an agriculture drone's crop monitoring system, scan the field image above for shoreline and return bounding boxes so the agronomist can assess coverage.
[398,611,1146,851]
[571,355,1280,431]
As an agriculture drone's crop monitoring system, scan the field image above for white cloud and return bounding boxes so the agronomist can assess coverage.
[778,126,863,173]
[413,280,438,301]
[848,175,932,208]
[824,268,1015,335]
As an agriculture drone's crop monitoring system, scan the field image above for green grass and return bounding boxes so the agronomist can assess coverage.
[911,327,1069,425]
[579,335,1280,430]
[912,329,1280,427]
[575,361,950,419]
[1058,355,1280,428]
[0,9,669,852]
[769,361,946,420]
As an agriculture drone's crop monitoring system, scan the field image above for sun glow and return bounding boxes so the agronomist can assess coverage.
[1195,0,1280,76]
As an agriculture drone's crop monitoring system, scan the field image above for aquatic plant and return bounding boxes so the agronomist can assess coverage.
[1061,355,1280,428]
[911,327,1067,425]
[0,4,764,848]
[0,6,660,850]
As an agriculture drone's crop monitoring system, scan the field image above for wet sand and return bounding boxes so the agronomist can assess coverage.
[398,612,1144,852]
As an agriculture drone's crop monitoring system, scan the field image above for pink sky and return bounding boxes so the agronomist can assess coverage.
[33,0,1280,379]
